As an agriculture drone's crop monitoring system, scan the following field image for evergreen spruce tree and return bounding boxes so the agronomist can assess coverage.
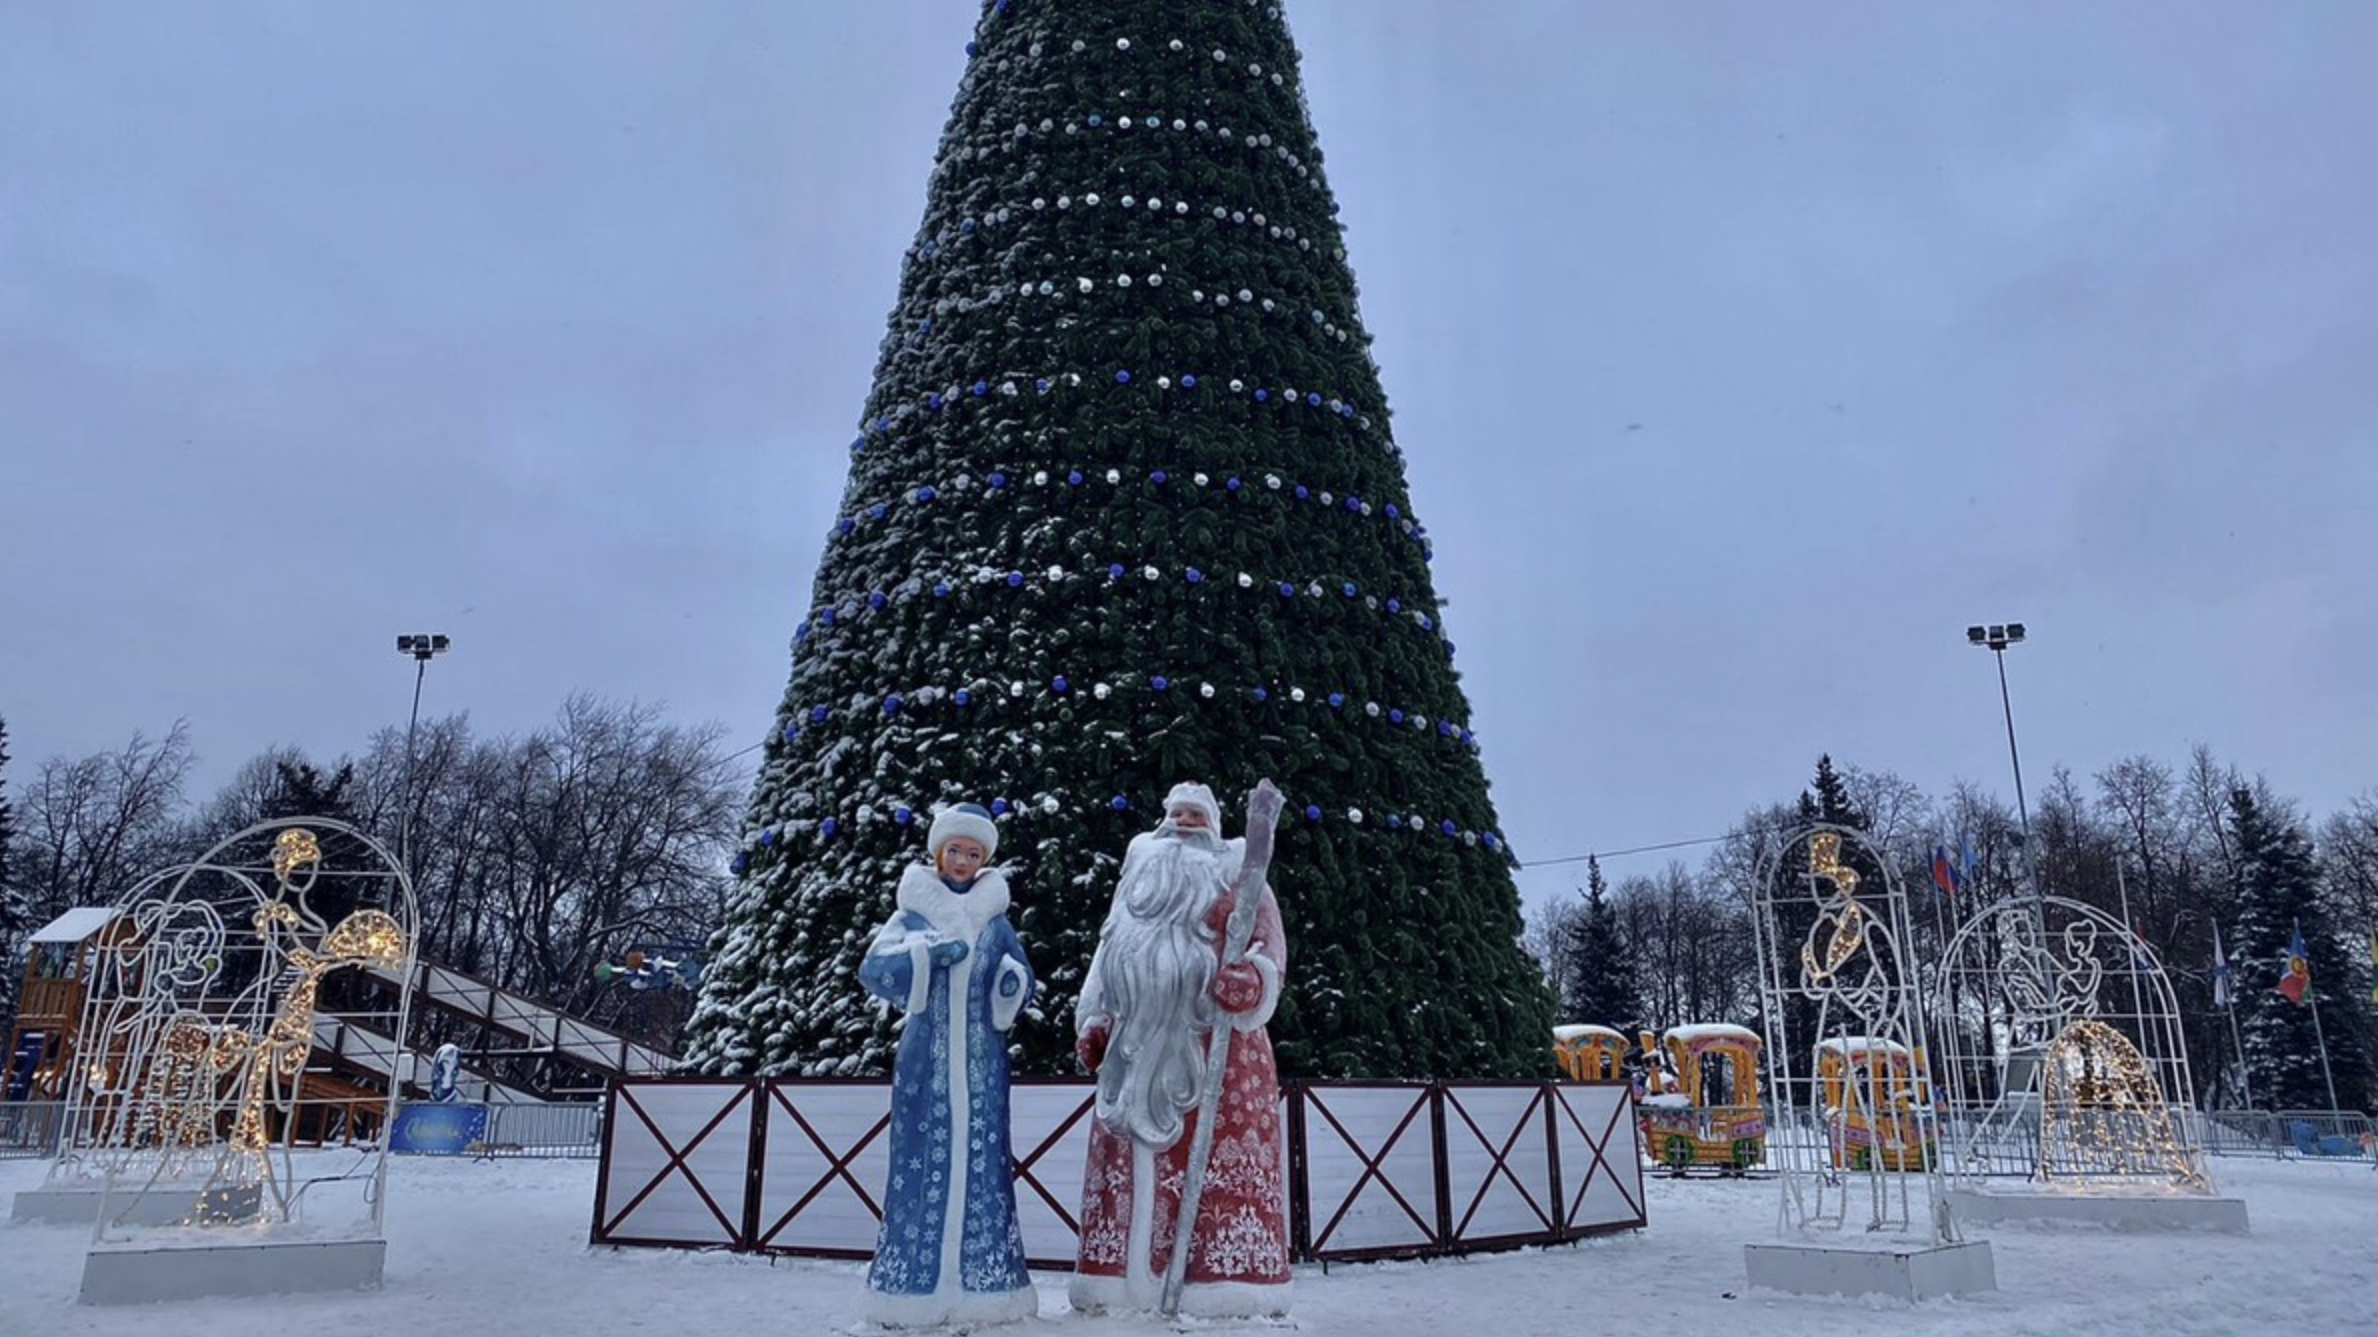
[2227,786,2372,1109]
[1559,856,1641,1028]
[683,0,1553,1079]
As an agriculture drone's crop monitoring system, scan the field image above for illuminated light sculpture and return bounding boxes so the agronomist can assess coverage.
[12,818,423,1304]
[1931,895,2245,1231]
[1743,823,1995,1300]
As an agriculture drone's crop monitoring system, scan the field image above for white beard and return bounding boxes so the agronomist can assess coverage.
[1092,824,1228,1148]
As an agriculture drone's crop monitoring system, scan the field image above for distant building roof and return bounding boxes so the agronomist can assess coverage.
[28,907,122,945]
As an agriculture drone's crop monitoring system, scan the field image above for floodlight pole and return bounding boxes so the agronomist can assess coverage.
[1967,623,2046,938]
[395,633,451,873]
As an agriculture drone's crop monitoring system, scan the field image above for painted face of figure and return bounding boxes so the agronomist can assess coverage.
[938,836,987,882]
[1166,803,1211,833]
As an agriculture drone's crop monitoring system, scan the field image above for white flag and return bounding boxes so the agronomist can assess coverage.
[2211,924,2232,1010]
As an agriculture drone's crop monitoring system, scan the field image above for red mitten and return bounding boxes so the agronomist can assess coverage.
[1202,892,1237,938]
[1076,1025,1110,1075]
[1213,961,1266,1014]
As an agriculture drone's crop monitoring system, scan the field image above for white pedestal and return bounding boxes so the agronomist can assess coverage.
[1948,1189,2250,1234]
[79,1236,387,1305]
[1744,1239,1997,1301]
[14,1184,258,1227]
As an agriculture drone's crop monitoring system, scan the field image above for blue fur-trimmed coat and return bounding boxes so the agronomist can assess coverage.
[856,863,1038,1326]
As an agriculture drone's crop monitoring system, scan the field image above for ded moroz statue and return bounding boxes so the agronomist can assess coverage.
[1071,780,1292,1318]
[856,802,1038,1328]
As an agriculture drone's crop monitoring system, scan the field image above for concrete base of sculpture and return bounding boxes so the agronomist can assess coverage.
[14,1182,259,1227]
[79,1235,386,1305]
[1948,1188,2249,1234]
[1744,1239,1997,1301]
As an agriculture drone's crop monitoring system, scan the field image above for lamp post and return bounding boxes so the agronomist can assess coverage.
[395,633,451,872]
[1965,622,2046,931]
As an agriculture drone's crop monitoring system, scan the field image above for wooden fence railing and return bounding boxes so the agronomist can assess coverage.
[591,1077,1644,1268]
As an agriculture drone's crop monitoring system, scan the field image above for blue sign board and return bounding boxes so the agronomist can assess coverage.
[391,1101,490,1155]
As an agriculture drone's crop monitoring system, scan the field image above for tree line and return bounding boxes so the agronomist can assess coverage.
[1531,751,2378,1111]
[0,698,743,1048]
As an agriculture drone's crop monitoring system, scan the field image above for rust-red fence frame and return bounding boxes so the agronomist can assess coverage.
[590,1077,1643,1269]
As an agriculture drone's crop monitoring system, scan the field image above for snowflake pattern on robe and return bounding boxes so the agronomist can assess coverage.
[1072,880,1292,1308]
[857,865,1036,1323]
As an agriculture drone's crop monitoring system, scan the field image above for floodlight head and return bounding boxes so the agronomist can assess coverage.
[1966,626,1987,645]
[2004,623,2026,644]
[397,632,453,662]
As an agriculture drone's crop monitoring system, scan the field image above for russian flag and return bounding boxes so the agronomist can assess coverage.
[2211,925,2232,1010]
[1930,845,1957,900]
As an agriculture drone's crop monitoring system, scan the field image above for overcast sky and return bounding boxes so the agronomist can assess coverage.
[4,2,2373,914]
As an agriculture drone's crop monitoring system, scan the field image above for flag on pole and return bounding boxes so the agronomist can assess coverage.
[1929,845,1958,900]
[1958,834,1977,885]
[2366,930,2377,1005]
[2278,925,2312,1005]
[2211,925,2232,1010]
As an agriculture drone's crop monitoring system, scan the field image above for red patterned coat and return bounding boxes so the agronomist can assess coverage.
[1068,873,1291,1318]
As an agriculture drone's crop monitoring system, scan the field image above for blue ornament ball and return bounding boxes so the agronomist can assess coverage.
[1327,692,1345,708]
[810,705,829,723]
[731,852,749,875]
[1109,563,1127,580]
[883,694,903,715]
[954,688,973,706]
[1115,369,1132,384]
[1389,709,1405,725]
[915,485,937,503]
[972,379,988,396]
[1440,820,1458,837]
[869,503,887,520]
[1304,804,1323,822]
[1185,568,1203,584]
[1150,469,1168,484]
[1052,675,1070,694]
[820,817,839,839]
[895,805,914,824]
[760,828,778,848]
[1110,794,1130,811]
[1252,686,1270,702]
[1150,675,1171,692]
[1227,476,1243,491]
[988,471,1008,488]
[1181,373,1198,388]
[1254,388,1270,402]
[1294,485,1309,500]
[1006,571,1025,587]
[1069,470,1086,486]
[933,582,951,598]
[869,591,887,609]
[991,797,1011,816]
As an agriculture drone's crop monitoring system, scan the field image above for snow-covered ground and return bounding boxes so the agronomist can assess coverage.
[2,1153,2371,1337]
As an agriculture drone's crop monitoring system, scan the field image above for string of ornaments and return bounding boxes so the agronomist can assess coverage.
[772,672,1481,753]
[733,788,1506,876]
[903,208,1357,348]
[829,459,1434,560]
[793,559,1457,661]
[849,363,1397,466]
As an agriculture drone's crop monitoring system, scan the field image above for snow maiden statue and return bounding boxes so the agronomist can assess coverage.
[856,803,1037,1327]
[1071,780,1292,1318]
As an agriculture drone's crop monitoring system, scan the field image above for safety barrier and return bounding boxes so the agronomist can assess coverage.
[590,1077,1645,1267]
[0,1101,66,1159]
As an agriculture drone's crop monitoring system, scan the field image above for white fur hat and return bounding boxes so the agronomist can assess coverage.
[928,802,999,862]
[1161,781,1222,829]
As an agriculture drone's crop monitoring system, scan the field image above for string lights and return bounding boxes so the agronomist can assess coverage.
[2037,1018,2207,1191]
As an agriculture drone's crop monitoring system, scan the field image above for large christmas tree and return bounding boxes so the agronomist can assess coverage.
[681,0,1553,1080]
